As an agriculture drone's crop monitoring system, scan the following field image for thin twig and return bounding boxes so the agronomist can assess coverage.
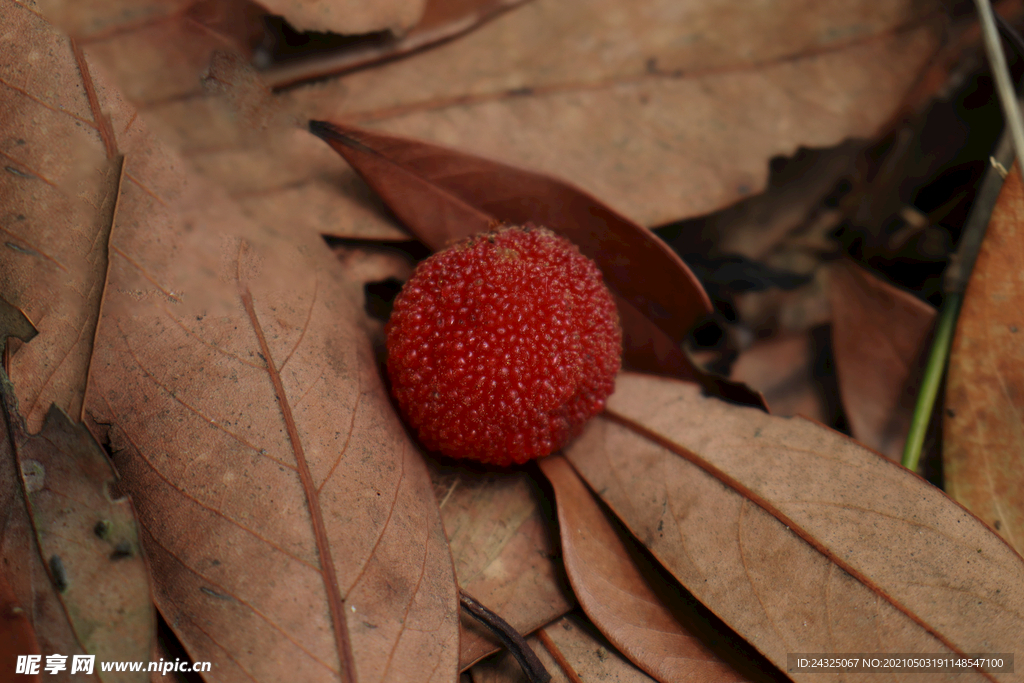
[459,590,551,683]
[975,0,1024,171]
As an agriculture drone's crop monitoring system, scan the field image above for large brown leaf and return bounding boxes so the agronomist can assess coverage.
[2,5,460,681]
[538,455,760,683]
[945,167,1024,555]
[566,372,1023,681]
[42,0,943,243]
[830,260,935,460]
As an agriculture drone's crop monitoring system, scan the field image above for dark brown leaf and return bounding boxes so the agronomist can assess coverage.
[830,260,935,460]
[945,167,1024,555]
[539,455,756,683]
[4,399,155,681]
[567,372,1023,681]
[0,564,40,683]
[1,300,103,682]
[309,120,711,343]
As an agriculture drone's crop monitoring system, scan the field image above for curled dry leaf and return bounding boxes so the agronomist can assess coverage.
[566,373,1024,682]
[265,0,534,88]
[429,464,573,670]
[259,0,427,34]
[829,260,935,460]
[0,0,122,433]
[538,455,758,683]
[945,167,1024,556]
[4,6,460,682]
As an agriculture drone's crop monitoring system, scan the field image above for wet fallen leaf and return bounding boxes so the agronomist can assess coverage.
[42,0,943,245]
[945,167,1024,555]
[429,464,573,669]
[566,372,1023,681]
[4,6,460,681]
[829,260,935,460]
[539,455,756,683]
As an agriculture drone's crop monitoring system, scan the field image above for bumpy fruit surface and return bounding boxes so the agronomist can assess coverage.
[385,225,622,465]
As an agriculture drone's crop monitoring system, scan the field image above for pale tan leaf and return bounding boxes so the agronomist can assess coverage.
[566,373,1022,682]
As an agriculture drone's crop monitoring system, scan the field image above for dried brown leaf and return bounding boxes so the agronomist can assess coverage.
[539,455,757,683]
[566,372,1023,681]
[3,5,460,681]
[0,3,123,433]
[429,464,573,670]
[43,0,943,245]
[87,120,458,683]
[829,260,935,460]
[945,167,1024,555]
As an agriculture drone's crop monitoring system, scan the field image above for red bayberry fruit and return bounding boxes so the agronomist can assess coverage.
[385,225,622,466]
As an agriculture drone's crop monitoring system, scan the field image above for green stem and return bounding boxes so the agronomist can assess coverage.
[901,292,962,471]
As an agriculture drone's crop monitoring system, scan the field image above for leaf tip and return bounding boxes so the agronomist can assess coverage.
[307,119,334,139]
